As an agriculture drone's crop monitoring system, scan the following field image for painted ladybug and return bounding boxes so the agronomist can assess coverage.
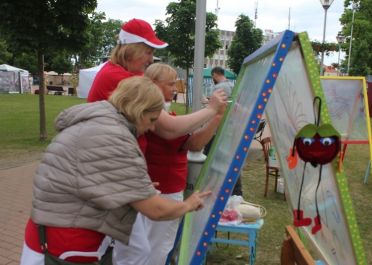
[294,123,340,167]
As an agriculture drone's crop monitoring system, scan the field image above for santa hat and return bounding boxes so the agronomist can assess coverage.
[118,18,168,49]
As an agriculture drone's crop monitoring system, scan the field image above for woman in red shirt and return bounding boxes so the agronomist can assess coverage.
[114,64,225,265]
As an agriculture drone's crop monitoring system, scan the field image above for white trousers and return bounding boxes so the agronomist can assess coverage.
[113,192,183,265]
[20,243,44,265]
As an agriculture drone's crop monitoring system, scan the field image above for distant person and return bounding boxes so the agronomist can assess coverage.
[203,66,243,196]
[113,63,225,265]
[211,66,233,98]
[20,76,211,265]
[87,18,226,146]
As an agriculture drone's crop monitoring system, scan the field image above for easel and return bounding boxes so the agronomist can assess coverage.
[280,226,317,265]
[338,140,371,183]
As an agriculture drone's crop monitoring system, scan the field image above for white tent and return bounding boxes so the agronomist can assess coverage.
[0,64,30,93]
[77,63,106,98]
[0,64,28,72]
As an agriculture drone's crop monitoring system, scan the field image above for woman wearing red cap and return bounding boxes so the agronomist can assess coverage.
[87,18,226,265]
[87,18,227,144]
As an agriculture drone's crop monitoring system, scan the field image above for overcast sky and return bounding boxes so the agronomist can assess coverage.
[96,0,348,65]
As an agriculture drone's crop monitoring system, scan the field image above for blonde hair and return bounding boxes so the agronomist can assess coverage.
[145,63,177,82]
[109,76,164,124]
[110,43,154,68]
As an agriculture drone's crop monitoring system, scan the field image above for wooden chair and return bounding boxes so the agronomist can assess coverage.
[259,137,280,197]
[254,119,266,142]
[175,79,186,103]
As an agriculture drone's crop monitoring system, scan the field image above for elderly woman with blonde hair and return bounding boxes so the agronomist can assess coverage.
[20,76,210,265]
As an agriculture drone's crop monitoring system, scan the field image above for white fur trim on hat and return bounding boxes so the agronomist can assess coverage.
[118,29,168,48]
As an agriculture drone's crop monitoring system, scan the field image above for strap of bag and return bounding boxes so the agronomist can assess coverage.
[38,225,48,253]
[37,224,113,265]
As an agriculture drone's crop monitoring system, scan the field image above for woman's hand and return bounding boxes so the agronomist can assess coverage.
[184,190,212,212]
[207,89,227,114]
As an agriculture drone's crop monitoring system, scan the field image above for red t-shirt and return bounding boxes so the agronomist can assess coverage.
[87,61,147,153]
[25,218,105,262]
[87,61,138,103]
[145,113,190,194]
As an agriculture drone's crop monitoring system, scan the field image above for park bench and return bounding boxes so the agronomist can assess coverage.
[47,86,65,95]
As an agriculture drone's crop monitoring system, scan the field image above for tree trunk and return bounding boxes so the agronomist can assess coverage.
[38,51,48,141]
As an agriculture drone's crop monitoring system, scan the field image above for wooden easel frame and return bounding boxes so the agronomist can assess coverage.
[280,226,315,265]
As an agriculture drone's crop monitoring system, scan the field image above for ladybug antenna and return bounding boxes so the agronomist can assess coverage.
[291,139,296,156]
[313,96,322,127]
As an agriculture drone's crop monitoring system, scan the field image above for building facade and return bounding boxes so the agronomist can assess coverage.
[204,29,281,72]
[204,29,235,71]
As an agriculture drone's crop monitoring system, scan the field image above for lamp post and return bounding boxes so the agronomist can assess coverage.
[319,0,334,76]
[336,32,345,76]
[347,2,357,75]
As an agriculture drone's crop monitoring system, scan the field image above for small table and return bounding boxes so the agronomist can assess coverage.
[207,219,264,265]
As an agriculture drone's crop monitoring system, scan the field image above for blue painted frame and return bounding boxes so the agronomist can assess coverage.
[178,30,295,265]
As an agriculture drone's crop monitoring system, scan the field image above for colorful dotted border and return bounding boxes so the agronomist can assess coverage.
[299,32,366,265]
[186,30,295,265]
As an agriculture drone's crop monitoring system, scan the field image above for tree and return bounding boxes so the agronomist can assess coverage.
[340,0,372,75]
[154,0,221,108]
[72,14,122,70]
[227,14,263,74]
[101,19,123,60]
[0,0,97,140]
[46,51,73,75]
[0,39,12,63]
[310,40,338,56]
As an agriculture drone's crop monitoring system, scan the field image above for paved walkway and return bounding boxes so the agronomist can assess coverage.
[0,161,38,265]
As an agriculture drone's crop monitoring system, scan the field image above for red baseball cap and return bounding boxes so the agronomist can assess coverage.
[118,18,168,49]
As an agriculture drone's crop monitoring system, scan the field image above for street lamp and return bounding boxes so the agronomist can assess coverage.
[319,0,335,76]
[336,32,345,76]
[347,1,357,75]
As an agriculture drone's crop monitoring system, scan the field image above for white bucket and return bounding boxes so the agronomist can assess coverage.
[276,177,285,193]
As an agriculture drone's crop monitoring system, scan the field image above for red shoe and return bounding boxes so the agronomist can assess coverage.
[311,215,322,234]
[293,209,312,227]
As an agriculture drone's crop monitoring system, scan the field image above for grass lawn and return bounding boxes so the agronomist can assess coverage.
[0,94,85,165]
[0,94,371,264]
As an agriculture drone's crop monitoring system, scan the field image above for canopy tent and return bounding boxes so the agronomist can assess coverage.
[200,67,237,80]
[0,64,30,93]
[77,63,106,98]
[0,64,29,73]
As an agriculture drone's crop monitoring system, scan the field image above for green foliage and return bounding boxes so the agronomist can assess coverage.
[46,50,73,74]
[0,0,97,54]
[12,52,38,74]
[154,0,221,70]
[74,12,122,69]
[310,40,339,56]
[0,39,12,63]
[101,19,123,59]
[227,14,263,74]
[340,0,372,75]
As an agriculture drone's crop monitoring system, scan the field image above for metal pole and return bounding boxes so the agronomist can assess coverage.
[192,0,206,112]
[337,43,341,76]
[320,8,328,75]
[347,5,356,75]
